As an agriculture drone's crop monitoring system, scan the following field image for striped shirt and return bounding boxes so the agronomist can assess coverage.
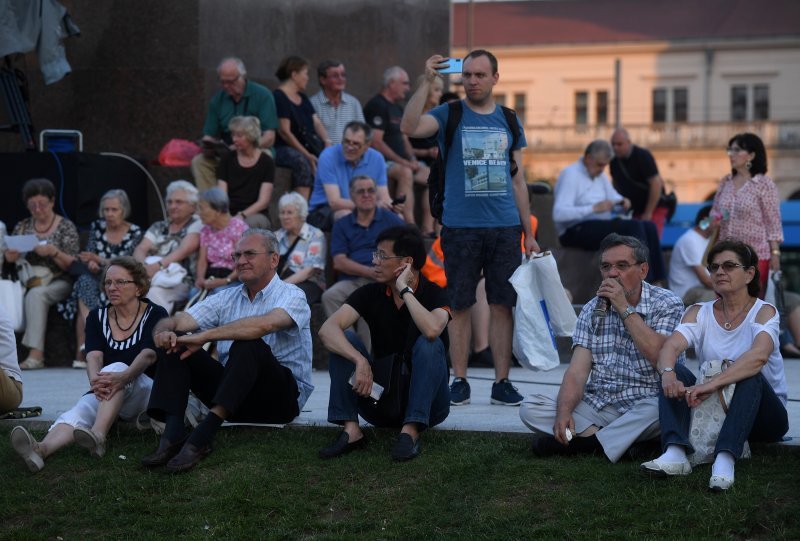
[187,274,313,409]
[574,281,684,413]
[309,90,365,145]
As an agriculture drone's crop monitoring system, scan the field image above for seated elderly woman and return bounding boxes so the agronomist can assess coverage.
[217,115,275,229]
[133,180,202,314]
[5,178,80,370]
[60,189,143,369]
[641,240,788,491]
[275,191,326,304]
[10,257,168,472]
[193,187,248,297]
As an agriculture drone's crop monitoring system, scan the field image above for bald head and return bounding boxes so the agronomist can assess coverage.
[611,128,632,158]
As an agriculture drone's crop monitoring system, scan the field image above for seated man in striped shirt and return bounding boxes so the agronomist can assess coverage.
[141,228,313,473]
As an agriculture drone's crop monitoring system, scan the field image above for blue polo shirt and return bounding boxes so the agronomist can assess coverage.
[309,145,388,212]
[330,208,404,280]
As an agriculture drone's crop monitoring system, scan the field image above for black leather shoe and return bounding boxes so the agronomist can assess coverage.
[531,434,601,457]
[165,442,212,473]
[391,433,420,462]
[141,436,187,468]
[318,430,367,459]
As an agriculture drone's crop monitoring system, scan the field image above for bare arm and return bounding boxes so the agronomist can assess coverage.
[511,149,538,256]
[332,253,374,279]
[691,265,714,289]
[642,174,664,220]
[160,232,200,268]
[259,129,275,149]
[400,54,446,138]
[313,114,331,146]
[322,184,355,212]
[395,264,449,339]
[241,182,273,217]
[370,128,412,167]
[553,346,593,444]
[319,304,374,397]
[195,245,209,288]
[92,347,158,401]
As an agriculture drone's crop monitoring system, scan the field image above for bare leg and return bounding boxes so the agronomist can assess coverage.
[36,423,76,459]
[401,422,420,440]
[489,304,513,382]
[471,279,490,353]
[91,392,126,437]
[343,420,364,442]
[75,300,89,360]
[448,308,471,379]
[28,348,44,361]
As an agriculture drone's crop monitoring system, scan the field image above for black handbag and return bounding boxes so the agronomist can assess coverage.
[357,353,411,425]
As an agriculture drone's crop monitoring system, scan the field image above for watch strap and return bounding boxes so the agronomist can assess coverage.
[399,286,414,298]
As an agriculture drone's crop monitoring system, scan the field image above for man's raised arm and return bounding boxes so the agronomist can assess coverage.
[401,55,446,139]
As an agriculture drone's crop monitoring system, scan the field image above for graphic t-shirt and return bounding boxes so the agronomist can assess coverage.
[428,102,526,228]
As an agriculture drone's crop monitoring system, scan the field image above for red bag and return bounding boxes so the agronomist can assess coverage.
[158,139,201,167]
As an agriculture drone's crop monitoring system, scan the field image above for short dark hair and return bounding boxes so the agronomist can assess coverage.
[103,256,151,297]
[694,205,712,227]
[316,59,342,80]
[728,132,767,176]
[275,56,308,82]
[707,239,760,297]
[376,225,426,270]
[348,175,376,191]
[22,178,55,203]
[343,121,372,143]
[599,233,649,264]
[465,49,498,74]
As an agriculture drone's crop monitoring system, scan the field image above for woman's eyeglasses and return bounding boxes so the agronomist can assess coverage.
[104,279,135,288]
[707,261,746,273]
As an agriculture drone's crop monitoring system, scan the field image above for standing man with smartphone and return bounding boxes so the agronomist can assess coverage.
[401,50,537,407]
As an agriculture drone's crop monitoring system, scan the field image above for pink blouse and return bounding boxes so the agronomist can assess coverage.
[711,173,782,260]
[200,217,248,270]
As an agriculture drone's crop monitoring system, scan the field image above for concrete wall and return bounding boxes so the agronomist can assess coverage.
[0,0,449,161]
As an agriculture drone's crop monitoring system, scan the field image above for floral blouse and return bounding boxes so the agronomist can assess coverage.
[86,219,143,261]
[143,216,202,283]
[13,216,79,273]
[200,217,248,270]
[276,222,326,290]
[711,173,783,260]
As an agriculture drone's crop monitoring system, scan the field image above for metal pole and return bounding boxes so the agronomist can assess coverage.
[614,58,621,128]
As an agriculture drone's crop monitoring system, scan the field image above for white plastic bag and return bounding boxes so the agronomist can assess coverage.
[509,252,577,371]
[0,279,26,332]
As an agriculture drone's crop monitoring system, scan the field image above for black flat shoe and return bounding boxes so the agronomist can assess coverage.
[318,430,367,459]
[391,433,420,462]
[141,436,187,468]
[165,442,212,473]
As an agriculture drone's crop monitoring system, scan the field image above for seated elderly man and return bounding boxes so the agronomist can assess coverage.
[141,228,312,473]
[133,180,202,314]
[319,225,450,461]
[553,140,667,283]
[520,234,684,462]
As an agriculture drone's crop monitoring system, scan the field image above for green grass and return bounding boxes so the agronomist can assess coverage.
[1,425,798,540]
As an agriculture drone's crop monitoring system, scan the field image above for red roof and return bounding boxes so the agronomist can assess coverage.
[453,0,800,48]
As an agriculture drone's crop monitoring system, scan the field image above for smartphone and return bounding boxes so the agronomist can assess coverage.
[392,194,407,205]
[348,372,384,401]
[438,58,463,74]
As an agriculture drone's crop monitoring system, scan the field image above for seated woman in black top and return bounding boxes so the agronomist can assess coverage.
[217,115,275,229]
[10,257,168,472]
[273,55,331,200]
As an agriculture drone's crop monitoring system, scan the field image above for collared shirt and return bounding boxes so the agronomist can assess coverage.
[276,222,327,290]
[573,281,684,414]
[308,145,388,212]
[553,158,625,237]
[329,208,404,280]
[309,90,365,145]
[187,274,313,409]
[202,80,279,144]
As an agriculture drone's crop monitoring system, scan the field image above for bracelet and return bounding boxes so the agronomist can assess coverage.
[771,249,781,256]
[658,367,675,377]
[226,276,232,284]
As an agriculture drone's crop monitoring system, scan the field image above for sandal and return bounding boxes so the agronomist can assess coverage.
[19,357,45,370]
[10,426,45,472]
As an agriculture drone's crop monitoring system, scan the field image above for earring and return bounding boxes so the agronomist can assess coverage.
[746,160,752,170]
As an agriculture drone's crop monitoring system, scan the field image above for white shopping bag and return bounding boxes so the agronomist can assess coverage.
[509,252,577,371]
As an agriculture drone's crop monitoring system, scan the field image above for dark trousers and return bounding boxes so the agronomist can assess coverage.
[559,219,667,282]
[147,339,299,424]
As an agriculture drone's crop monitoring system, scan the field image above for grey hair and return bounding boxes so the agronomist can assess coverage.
[166,180,199,206]
[98,189,131,219]
[228,116,261,146]
[241,228,279,253]
[199,187,230,214]
[217,57,246,78]
[584,140,613,160]
[599,233,649,265]
[382,66,406,88]
[278,191,308,219]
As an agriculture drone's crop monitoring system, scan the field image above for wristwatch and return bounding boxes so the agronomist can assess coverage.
[399,286,414,298]
[658,367,675,377]
[226,276,232,284]
[620,305,636,321]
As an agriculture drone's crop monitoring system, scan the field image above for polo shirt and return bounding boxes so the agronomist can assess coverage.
[309,145,388,212]
[309,91,365,145]
[329,208,404,280]
[202,80,279,144]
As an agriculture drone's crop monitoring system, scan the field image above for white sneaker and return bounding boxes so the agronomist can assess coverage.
[640,457,692,477]
[10,426,45,472]
[72,359,87,369]
[709,474,734,491]
[19,357,44,370]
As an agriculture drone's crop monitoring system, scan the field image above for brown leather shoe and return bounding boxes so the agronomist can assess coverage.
[165,442,212,473]
[140,436,186,468]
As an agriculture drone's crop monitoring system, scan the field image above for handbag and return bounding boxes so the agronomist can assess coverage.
[16,259,57,289]
[288,100,325,156]
[357,353,410,425]
[0,278,25,332]
[509,252,577,371]
[688,359,751,466]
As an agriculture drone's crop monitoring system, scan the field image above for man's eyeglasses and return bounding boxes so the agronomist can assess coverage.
[707,261,747,273]
[231,250,272,262]
[599,261,642,273]
[372,251,405,262]
[219,74,241,86]
[354,187,376,196]
[104,279,135,288]
[343,138,365,150]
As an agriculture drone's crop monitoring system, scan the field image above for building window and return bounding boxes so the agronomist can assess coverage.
[596,91,608,125]
[514,93,526,124]
[495,93,506,107]
[731,85,747,121]
[673,88,688,122]
[754,84,769,121]
[575,91,588,125]
[652,88,667,123]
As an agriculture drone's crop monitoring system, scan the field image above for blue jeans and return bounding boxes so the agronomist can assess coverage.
[327,331,450,429]
[659,363,788,458]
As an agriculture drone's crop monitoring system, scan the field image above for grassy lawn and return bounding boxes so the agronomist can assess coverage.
[1,425,798,540]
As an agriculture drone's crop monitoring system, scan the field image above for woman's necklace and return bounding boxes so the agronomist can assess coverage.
[113,301,142,332]
[720,298,752,330]
[33,213,56,235]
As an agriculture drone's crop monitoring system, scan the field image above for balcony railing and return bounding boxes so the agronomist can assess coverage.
[524,121,800,151]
